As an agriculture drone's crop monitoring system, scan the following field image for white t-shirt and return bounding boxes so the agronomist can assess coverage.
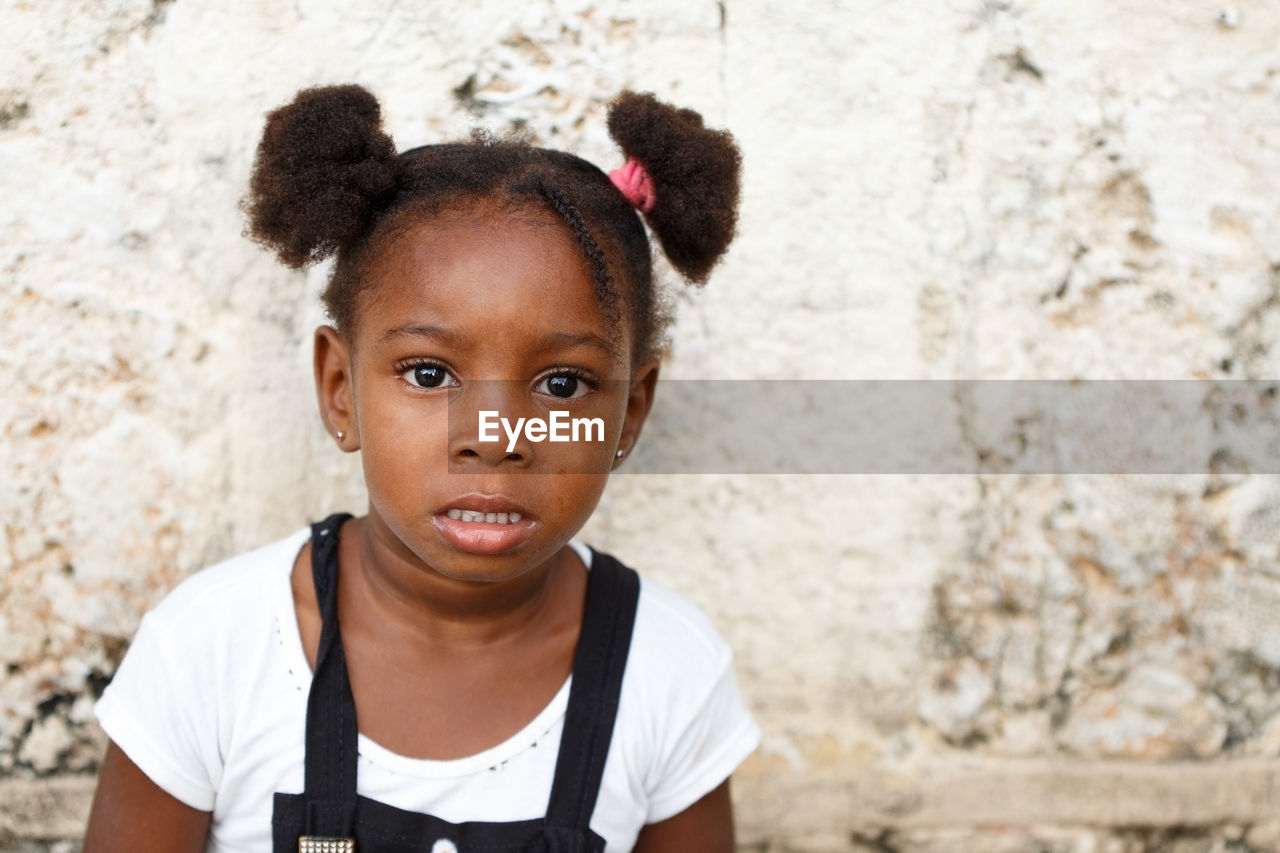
[95,527,759,852]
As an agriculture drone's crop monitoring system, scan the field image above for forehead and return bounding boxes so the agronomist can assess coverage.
[355,208,627,360]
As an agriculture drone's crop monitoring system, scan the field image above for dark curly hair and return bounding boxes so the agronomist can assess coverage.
[243,85,741,364]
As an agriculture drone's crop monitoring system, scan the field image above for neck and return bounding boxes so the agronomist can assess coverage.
[339,515,578,649]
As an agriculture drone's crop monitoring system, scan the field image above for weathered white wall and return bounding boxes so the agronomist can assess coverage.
[4,1,1280,850]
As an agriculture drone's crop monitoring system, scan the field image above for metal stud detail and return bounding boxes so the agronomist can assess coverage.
[299,837,355,853]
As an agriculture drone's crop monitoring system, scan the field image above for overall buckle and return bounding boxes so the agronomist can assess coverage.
[299,838,355,853]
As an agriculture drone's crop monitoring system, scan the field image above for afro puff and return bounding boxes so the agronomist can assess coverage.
[244,84,742,361]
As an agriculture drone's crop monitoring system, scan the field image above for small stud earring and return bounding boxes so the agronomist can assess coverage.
[336,430,346,442]
[616,449,625,459]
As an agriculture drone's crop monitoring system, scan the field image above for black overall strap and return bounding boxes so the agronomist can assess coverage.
[301,512,358,838]
[543,548,640,833]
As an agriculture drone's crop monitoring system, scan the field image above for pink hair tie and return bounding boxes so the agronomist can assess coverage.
[609,158,656,213]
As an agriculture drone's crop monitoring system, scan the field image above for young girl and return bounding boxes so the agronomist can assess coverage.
[84,84,757,852]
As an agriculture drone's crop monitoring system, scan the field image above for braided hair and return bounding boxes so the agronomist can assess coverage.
[243,85,741,364]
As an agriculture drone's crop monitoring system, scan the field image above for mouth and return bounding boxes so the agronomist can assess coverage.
[445,508,523,525]
[432,495,535,556]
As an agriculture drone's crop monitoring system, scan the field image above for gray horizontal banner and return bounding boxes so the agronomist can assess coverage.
[446,380,1280,474]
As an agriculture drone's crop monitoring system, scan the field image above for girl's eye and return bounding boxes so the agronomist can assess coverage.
[538,372,592,400]
[401,363,459,389]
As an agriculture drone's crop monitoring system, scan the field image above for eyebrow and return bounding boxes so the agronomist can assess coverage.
[381,324,621,360]
[548,332,621,360]
[381,324,462,345]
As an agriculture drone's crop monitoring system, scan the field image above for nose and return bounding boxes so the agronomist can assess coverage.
[449,381,533,468]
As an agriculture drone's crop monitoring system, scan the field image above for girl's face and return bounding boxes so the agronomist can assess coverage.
[315,205,656,585]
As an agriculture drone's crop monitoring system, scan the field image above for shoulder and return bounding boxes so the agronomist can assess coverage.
[93,526,312,811]
[585,546,759,825]
[143,526,309,635]
[633,574,732,675]
[114,524,311,681]
[124,525,310,676]
[583,544,735,701]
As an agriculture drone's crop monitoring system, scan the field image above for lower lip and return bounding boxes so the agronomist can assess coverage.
[432,513,536,555]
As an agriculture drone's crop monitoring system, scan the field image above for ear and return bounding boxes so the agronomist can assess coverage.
[613,361,659,469]
[314,325,357,450]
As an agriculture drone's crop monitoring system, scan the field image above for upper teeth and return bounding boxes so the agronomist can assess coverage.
[447,509,522,524]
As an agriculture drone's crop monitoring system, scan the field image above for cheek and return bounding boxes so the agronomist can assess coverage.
[536,412,623,474]
[356,391,453,488]
[548,474,611,526]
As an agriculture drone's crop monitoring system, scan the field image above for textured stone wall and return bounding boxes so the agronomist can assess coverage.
[4,0,1280,850]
